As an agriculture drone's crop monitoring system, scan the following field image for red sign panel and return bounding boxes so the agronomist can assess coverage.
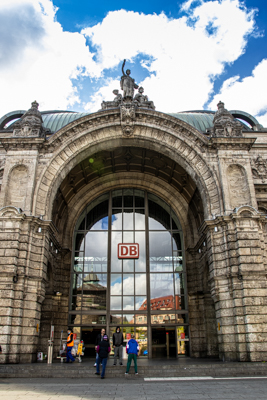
[118,243,139,259]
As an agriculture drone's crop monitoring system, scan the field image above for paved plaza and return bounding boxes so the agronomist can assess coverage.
[1,377,267,400]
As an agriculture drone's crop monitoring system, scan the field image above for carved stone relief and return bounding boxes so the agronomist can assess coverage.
[13,101,47,138]
[251,156,267,183]
[212,101,243,138]
[227,164,251,209]
[6,165,29,210]
[120,104,136,137]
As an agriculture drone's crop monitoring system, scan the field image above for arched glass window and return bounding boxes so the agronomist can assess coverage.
[69,189,189,356]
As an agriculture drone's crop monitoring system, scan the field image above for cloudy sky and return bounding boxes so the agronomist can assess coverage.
[1,0,267,126]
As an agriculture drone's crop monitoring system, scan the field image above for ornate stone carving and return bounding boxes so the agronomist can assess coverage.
[120,103,136,137]
[227,164,250,208]
[101,90,122,110]
[13,101,46,138]
[134,87,155,110]
[212,101,243,138]
[101,60,155,112]
[251,156,267,182]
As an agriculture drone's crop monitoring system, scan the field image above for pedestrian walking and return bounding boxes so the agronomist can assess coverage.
[94,328,106,366]
[66,328,75,363]
[113,326,123,365]
[125,334,139,375]
[95,334,111,379]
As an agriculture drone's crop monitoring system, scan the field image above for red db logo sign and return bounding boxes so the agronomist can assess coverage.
[118,243,139,259]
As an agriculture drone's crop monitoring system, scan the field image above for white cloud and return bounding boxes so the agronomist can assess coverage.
[82,1,256,112]
[0,0,262,122]
[209,59,267,127]
[0,0,98,113]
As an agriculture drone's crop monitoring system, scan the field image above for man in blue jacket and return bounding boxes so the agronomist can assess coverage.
[125,334,139,375]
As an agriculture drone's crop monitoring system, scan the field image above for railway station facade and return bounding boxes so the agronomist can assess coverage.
[0,82,267,363]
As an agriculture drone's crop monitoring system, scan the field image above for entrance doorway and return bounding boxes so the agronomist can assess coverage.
[69,189,189,359]
[152,327,176,358]
[81,328,100,358]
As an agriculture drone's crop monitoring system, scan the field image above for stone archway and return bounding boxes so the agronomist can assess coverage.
[32,109,223,360]
[32,108,222,221]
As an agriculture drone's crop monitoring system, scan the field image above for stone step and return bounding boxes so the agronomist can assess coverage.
[1,362,267,379]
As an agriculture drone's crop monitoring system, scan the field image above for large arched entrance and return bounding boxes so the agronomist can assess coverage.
[69,189,188,359]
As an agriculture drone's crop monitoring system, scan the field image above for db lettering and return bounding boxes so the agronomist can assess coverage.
[118,243,139,259]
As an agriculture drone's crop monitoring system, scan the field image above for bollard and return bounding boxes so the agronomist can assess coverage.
[47,340,53,364]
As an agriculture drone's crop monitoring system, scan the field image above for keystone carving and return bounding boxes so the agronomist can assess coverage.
[120,103,136,137]
[212,101,243,138]
[13,101,46,138]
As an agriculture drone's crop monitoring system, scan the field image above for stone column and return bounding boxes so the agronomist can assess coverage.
[204,208,267,361]
[0,207,60,363]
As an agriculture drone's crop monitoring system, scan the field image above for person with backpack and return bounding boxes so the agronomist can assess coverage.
[95,335,111,379]
[125,334,139,375]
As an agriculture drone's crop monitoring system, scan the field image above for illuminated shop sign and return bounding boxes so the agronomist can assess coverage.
[118,243,139,259]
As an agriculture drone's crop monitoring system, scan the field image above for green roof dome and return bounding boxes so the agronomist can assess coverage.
[0,108,262,134]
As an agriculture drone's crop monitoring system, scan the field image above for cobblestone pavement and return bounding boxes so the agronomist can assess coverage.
[0,377,267,400]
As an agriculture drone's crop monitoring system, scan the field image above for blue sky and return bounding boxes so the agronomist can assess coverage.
[1,0,267,125]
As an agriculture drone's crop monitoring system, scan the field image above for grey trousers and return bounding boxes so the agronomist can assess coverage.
[114,345,123,364]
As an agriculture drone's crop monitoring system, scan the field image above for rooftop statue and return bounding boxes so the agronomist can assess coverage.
[134,87,155,110]
[100,60,156,112]
[120,59,139,100]
[101,89,122,110]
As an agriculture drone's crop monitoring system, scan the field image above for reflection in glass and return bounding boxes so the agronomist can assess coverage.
[85,232,108,259]
[135,210,145,230]
[71,314,81,325]
[110,314,122,325]
[135,274,146,295]
[123,296,134,310]
[77,214,85,230]
[134,190,145,208]
[87,199,108,230]
[123,314,134,324]
[123,211,134,230]
[74,256,83,273]
[174,273,184,295]
[112,189,122,208]
[150,273,174,310]
[149,231,172,262]
[111,274,122,295]
[82,314,106,325]
[123,259,134,273]
[110,296,122,310]
[135,231,146,272]
[148,196,171,230]
[135,296,146,310]
[75,233,85,252]
[82,273,107,310]
[171,211,182,230]
[123,231,134,243]
[135,326,147,356]
[123,274,134,295]
[111,231,122,272]
[124,188,133,207]
[135,315,147,325]
[84,259,107,273]
[72,274,83,292]
[151,313,176,324]
[177,314,189,324]
[112,211,122,230]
